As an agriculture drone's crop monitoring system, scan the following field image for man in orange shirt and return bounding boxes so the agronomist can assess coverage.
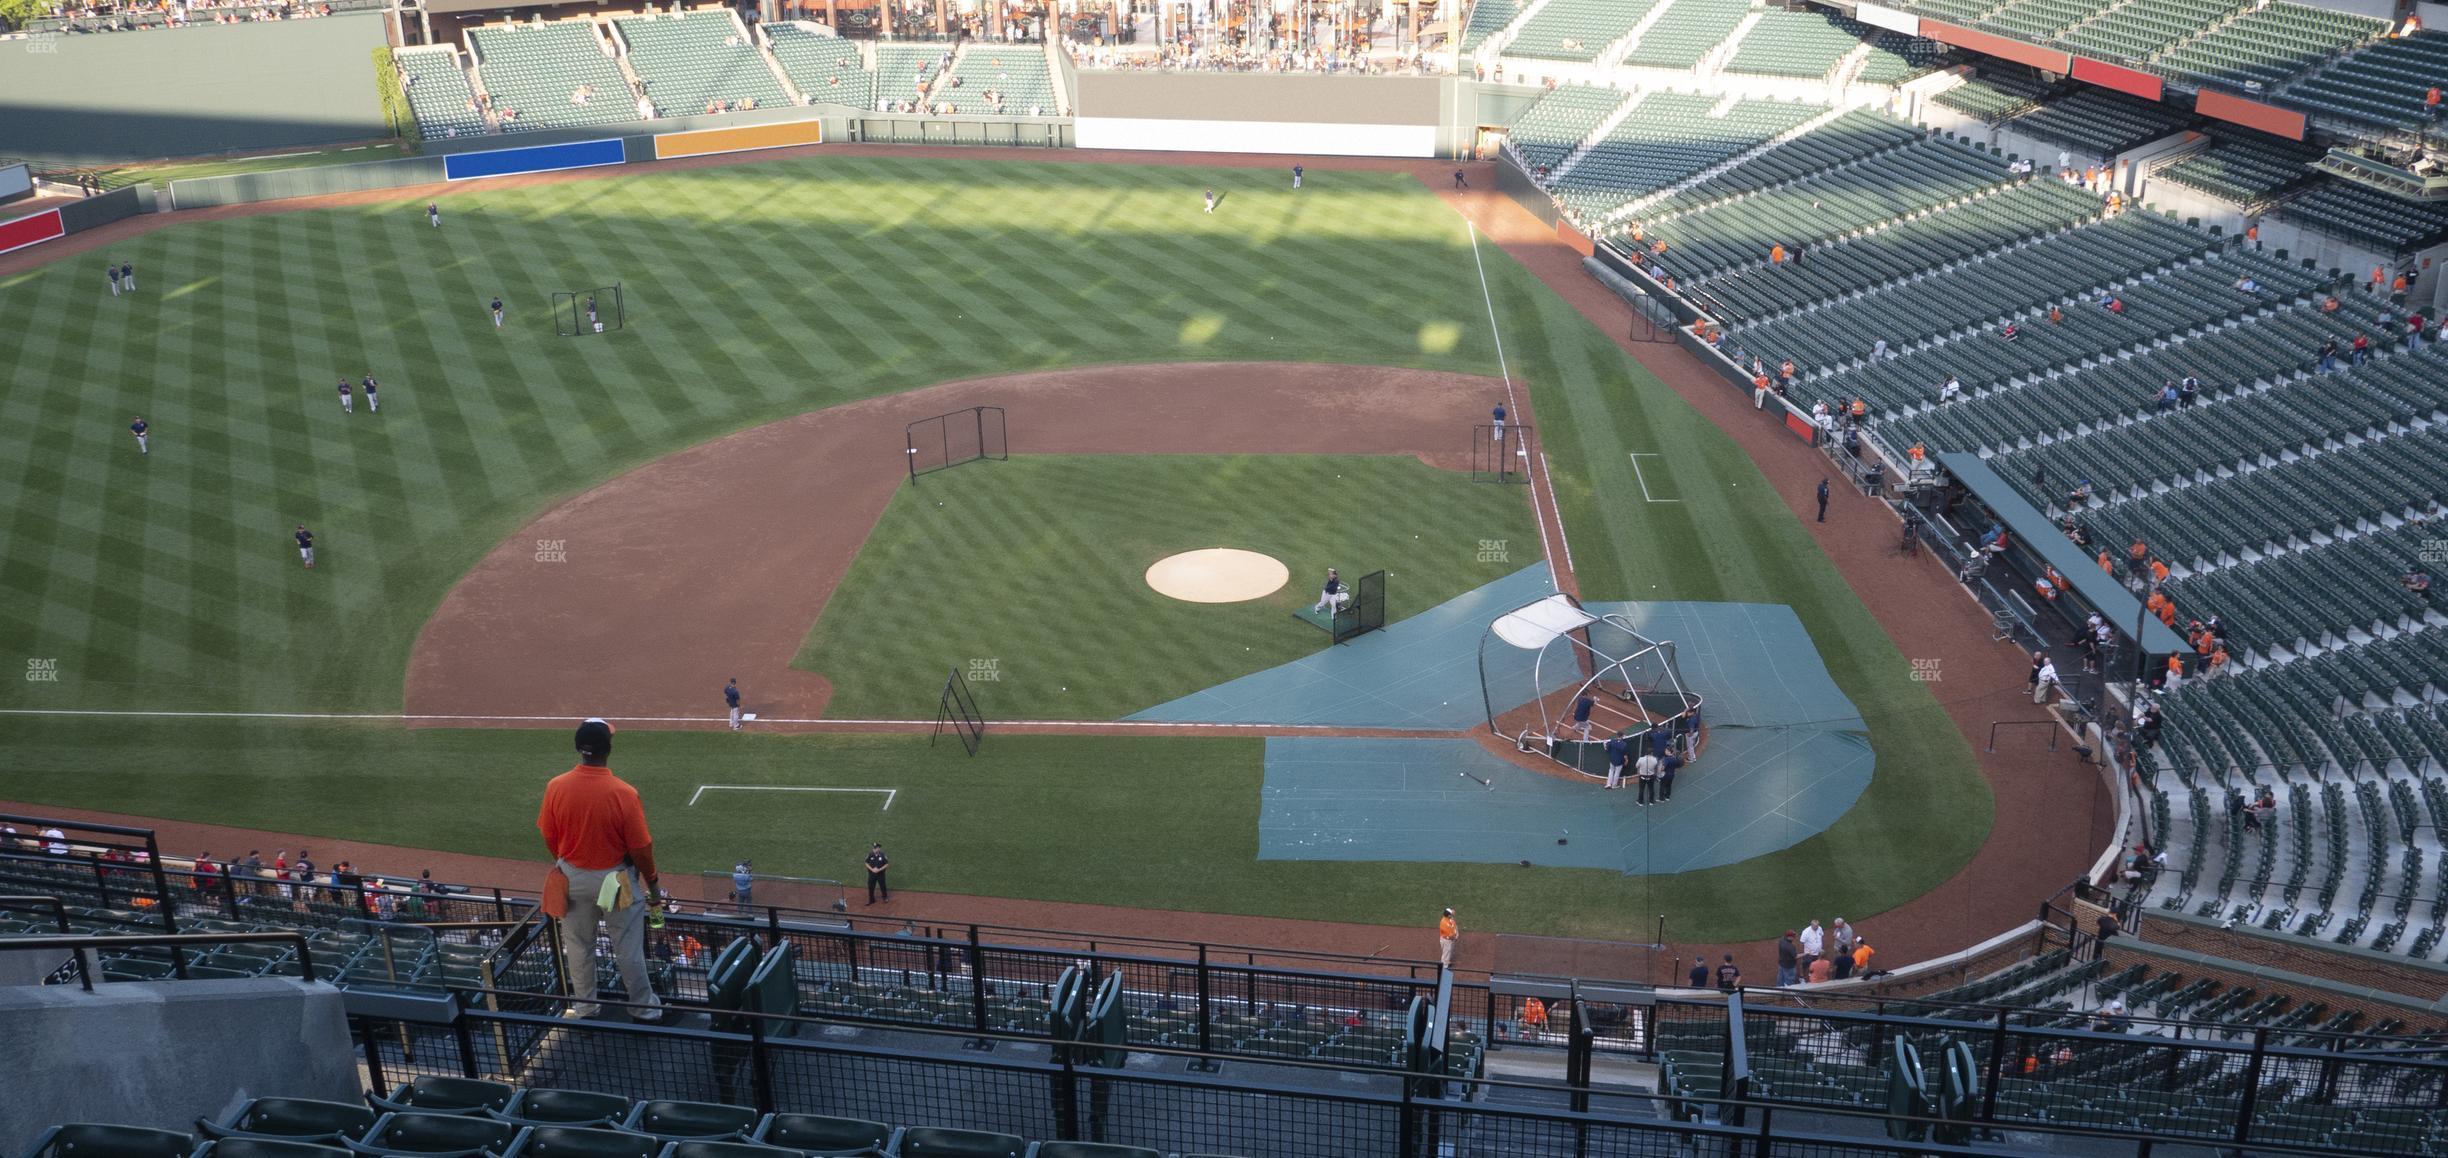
[538,718,667,1022]
[1850,940,1873,976]
[1437,907,1459,968]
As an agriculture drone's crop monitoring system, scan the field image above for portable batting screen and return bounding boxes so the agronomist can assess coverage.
[554,285,624,336]
[1473,422,1533,483]
[1296,568,1386,643]
[934,666,985,756]
[907,405,1008,481]
[1478,593,1703,778]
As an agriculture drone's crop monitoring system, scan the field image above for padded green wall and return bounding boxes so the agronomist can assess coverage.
[0,14,389,163]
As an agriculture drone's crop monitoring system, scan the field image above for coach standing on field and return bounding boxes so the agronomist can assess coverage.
[538,718,666,1022]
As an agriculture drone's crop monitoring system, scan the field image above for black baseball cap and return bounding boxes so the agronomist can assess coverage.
[574,718,615,758]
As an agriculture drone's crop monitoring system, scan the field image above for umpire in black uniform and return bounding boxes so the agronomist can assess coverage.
[864,843,890,904]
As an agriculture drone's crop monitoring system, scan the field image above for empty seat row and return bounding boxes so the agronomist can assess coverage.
[1618,0,1746,70]
[1505,0,1660,63]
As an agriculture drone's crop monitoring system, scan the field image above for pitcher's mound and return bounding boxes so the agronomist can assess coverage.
[1146,548,1291,604]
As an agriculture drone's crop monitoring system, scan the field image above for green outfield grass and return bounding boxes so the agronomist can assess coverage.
[0,159,1497,714]
[799,454,1539,719]
[0,155,1991,943]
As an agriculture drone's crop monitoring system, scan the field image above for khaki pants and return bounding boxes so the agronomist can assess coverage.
[1439,936,1455,968]
[555,863,661,1016]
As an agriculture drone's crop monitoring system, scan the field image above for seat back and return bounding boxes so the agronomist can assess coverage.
[703,937,763,1034]
[751,1114,894,1154]
[27,1125,195,1158]
[374,1077,514,1115]
[653,1144,801,1158]
[620,1103,758,1142]
[894,1129,1025,1158]
[213,1098,379,1142]
[365,1113,523,1156]
[743,942,799,1030]
[1029,1144,1162,1158]
[199,1140,353,1158]
[496,1090,633,1128]
[512,1128,657,1158]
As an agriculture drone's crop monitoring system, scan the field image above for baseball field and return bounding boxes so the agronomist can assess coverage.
[0,151,1996,946]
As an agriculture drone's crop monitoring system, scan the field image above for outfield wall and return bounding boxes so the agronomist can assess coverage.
[0,14,389,164]
[1073,73,1453,157]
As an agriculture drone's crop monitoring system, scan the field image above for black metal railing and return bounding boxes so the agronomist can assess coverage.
[18,930,315,991]
[344,998,2406,1158]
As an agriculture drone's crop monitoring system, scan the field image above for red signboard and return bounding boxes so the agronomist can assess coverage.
[0,207,64,256]
[2195,89,2308,141]
[1784,411,1818,442]
[2071,57,2164,103]
[1922,21,2072,74]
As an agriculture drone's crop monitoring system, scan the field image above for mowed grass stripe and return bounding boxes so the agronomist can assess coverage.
[800,454,1541,720]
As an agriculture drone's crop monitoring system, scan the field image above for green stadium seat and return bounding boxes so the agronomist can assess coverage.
[653,1144,799,1158]
[368,1080,514,1117]
[751,1115,894,1155]
[22,1126,195,1158]
[893,1132,1023,1158]
[620,1104,757,1144]
[488,1092,633,1130]
[343,1115,520,1158]
[497,1129,654,1158]
[193,1140,352,1158]
[1024,1144,1160,1158]
[200,1100,378,1144]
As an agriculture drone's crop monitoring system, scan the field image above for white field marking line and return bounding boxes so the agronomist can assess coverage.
[1465,219,1561,591]
[1626,453,1680,503]
[689,785,895,809]
[0,708,1399,731]
[1540,451,1576,577]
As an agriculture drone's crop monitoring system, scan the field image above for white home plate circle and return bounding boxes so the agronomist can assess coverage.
[1145,549,1290,603]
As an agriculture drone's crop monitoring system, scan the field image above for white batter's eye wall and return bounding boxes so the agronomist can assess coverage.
[1072,72,1445,158]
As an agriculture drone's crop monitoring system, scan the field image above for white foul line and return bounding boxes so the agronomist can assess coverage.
[0,708,1377,731]
[1627,453,1680,503]
[1464,219,1567,592]
[689,785,896,809]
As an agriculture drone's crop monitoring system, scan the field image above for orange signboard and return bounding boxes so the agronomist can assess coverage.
[653,119,825,161]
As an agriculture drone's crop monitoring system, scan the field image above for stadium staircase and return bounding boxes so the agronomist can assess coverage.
[396,46,491,139]
[465,19,639,133]
[614,10,792,119]
[1605,104,1870,224]
[940,44,1061,117]
[763,23,874,111]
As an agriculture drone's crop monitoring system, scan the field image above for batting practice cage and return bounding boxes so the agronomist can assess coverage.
[554,285,625,336]
[907,405,1009,480]
[1478,593,1704,779]
[1472,422,1533,483]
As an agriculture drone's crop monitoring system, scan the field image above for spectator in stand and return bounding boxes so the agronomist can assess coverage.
[2404,566,2432,596]
[1776,931,1799,986]
[1714,953,1741,991]
[192,852,219,892]
[2352,331,2372,366]
[1938,375,1962,404]
[2319,337,2340,373]
[1850,939,1874,977]
[2410,311,2429,352]
[1830,918,1855,974]
[1807,952,1834,983]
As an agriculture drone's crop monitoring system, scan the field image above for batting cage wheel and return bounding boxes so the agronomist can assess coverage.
[554,284,625,336]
